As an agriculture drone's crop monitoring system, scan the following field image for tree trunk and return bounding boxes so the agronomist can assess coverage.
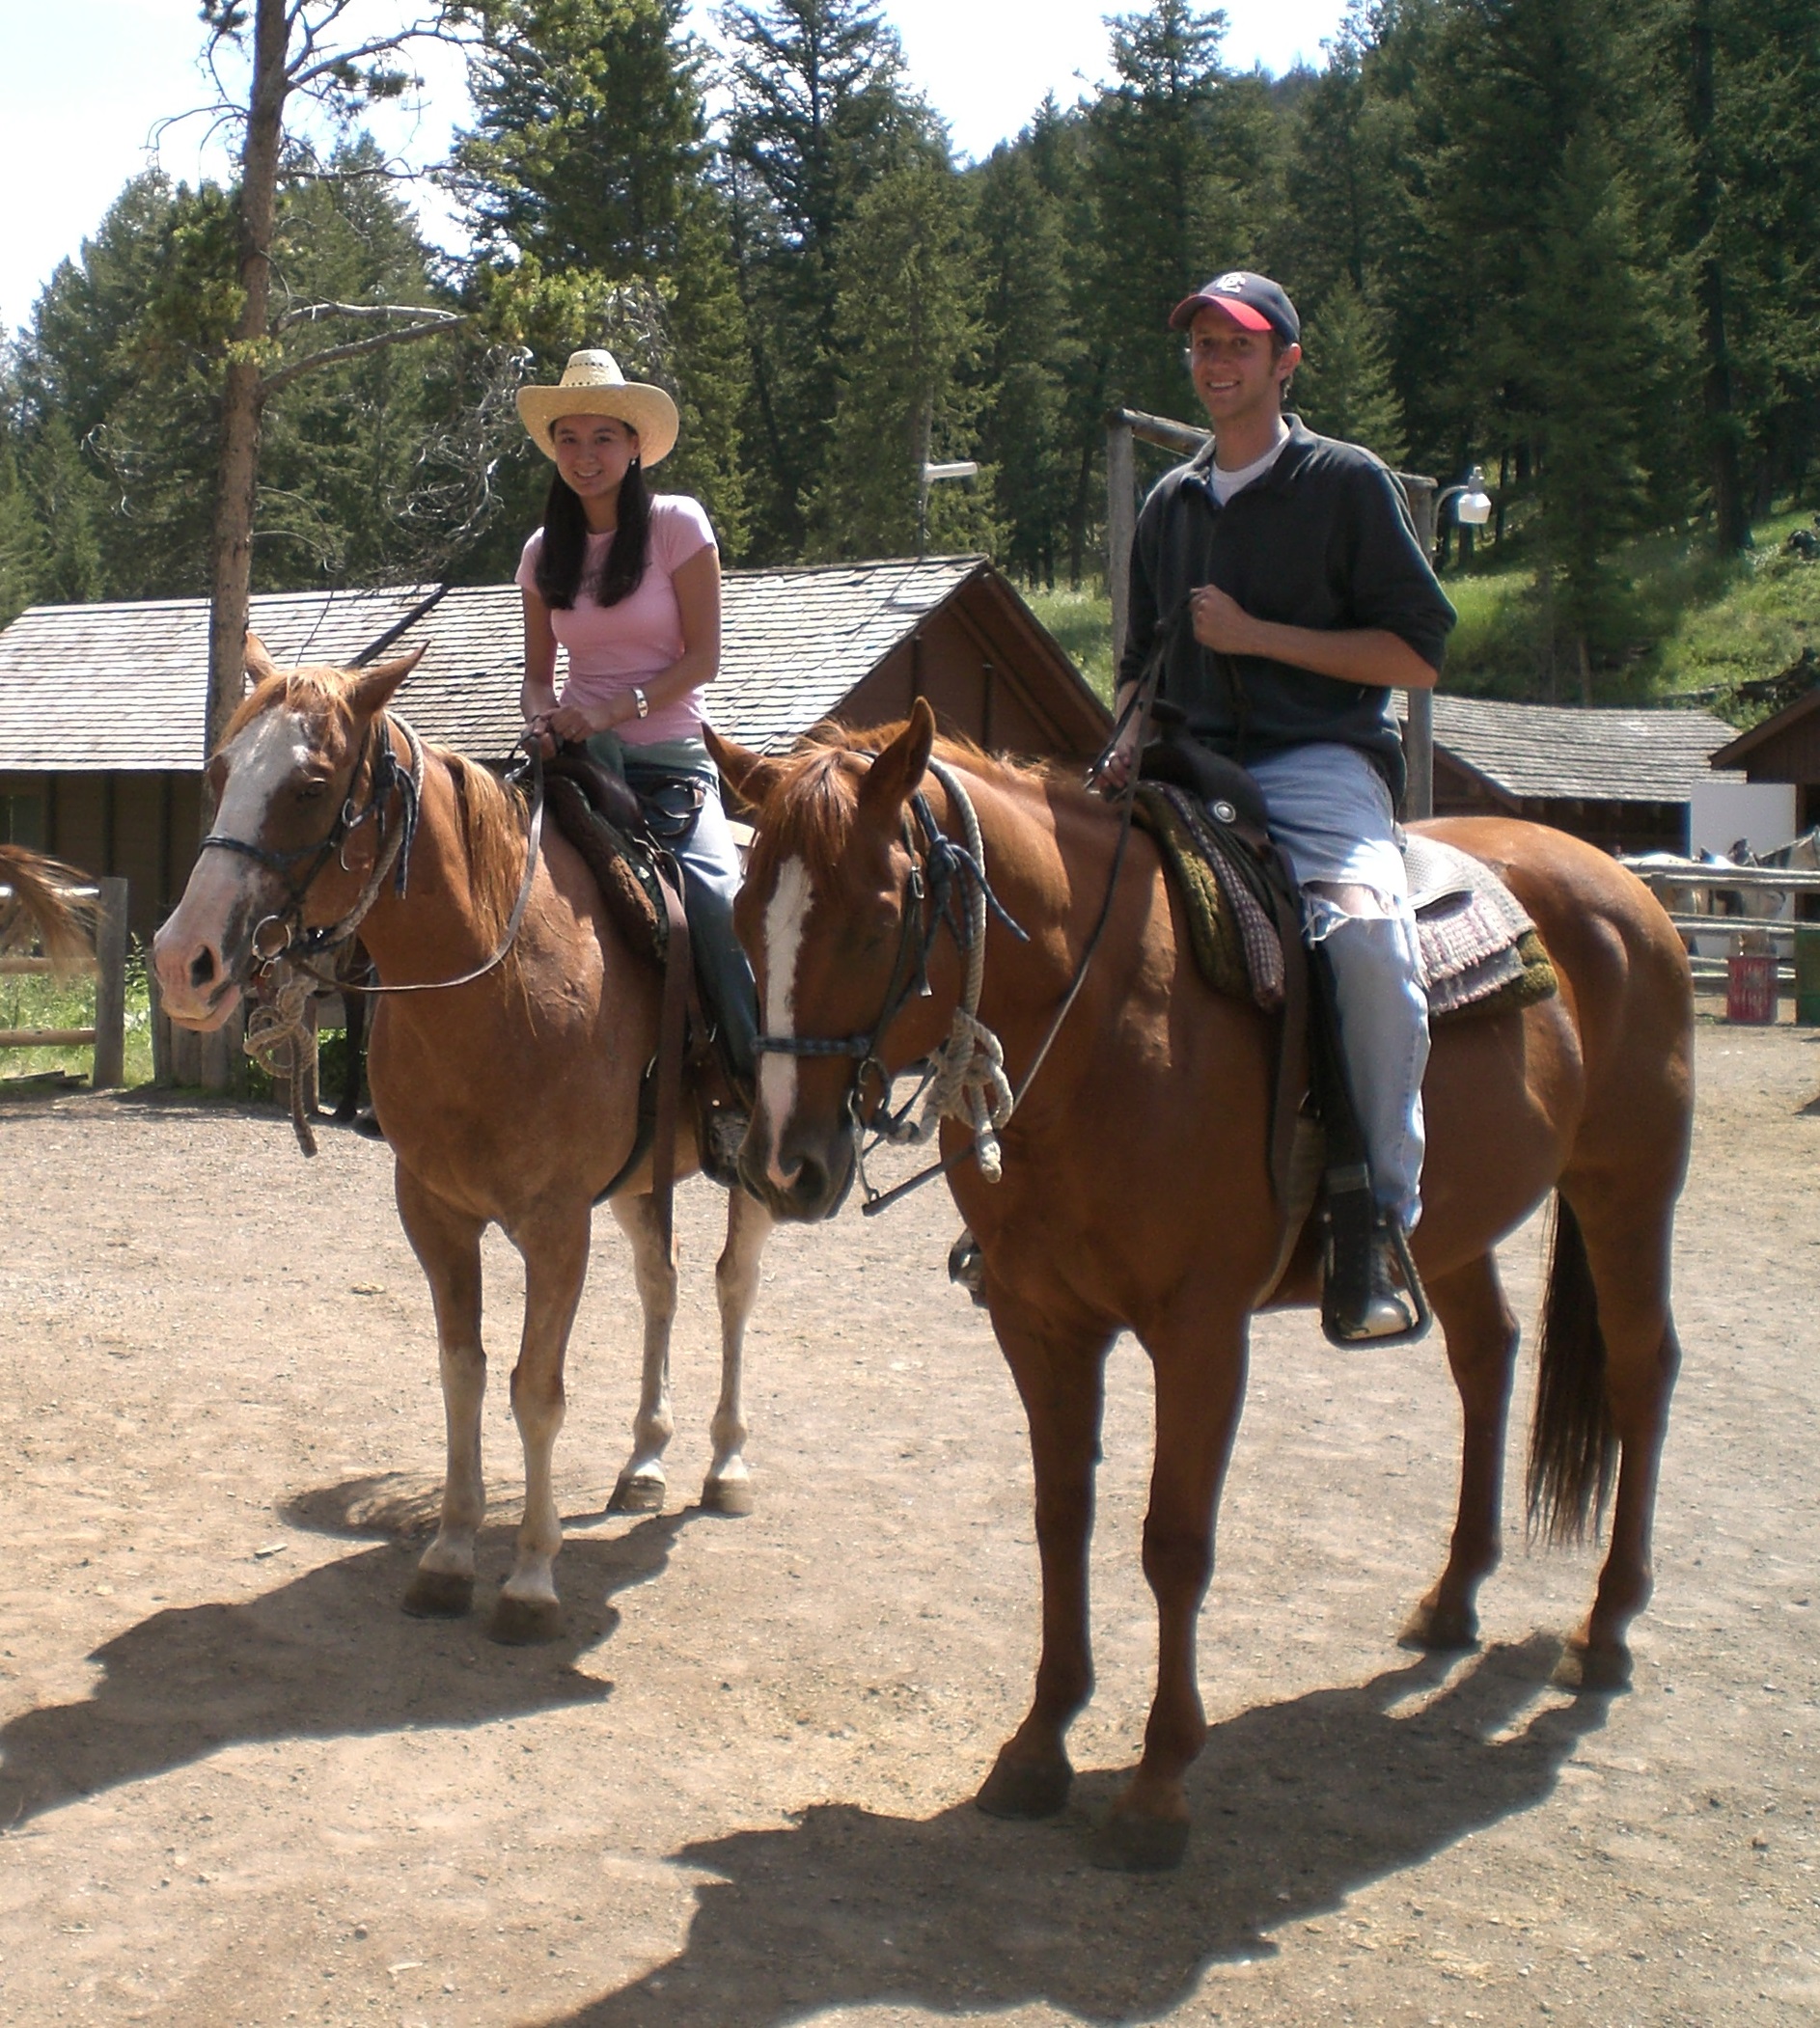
[205,0,290,815]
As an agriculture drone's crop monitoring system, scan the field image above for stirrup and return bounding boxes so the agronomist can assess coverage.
[698,1101,749,1190]
[948,1228,988,1307]
[1322,1204,1431,1348]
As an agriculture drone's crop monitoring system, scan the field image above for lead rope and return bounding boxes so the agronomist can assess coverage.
[873,758,1015,1182]
[242,718,427,1158]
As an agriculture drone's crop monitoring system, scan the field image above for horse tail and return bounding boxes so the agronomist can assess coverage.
[0,844,96,977]
[1526,1192,1617,1547]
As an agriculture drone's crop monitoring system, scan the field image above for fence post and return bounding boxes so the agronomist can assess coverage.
[148,963,173,1086]
[200,1004,245,1094]
[1396,473,1438,821]
[92,877,128,1089]
[1106,413,1136,672]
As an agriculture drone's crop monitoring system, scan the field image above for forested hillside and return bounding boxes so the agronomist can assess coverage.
[3,0,1816,706]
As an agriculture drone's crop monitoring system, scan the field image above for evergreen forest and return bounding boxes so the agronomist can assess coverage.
[3,0,1818,708]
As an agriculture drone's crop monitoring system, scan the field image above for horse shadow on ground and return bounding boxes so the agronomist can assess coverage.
[545,1637,1607,2028]
[0,1478,689,1831]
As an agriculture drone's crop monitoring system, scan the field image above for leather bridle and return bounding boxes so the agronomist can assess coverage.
[752,762,1027,1202]
[198,712,425,974]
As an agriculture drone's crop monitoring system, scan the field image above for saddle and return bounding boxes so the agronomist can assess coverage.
[540,747,739,1205]
[1132,731,1560,1337]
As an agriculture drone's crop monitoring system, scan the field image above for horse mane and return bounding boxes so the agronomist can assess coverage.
[0,844,96,976]
[222,666,344,745]
[431,746,530,953]
[749,720,1089,883]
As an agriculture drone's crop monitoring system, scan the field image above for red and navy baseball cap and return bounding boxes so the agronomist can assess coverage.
[1169,271,1301,346]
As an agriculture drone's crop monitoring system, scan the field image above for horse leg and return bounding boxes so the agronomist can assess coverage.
[975,1311,1114,1825]
[605,1192,678,1513]
[702,1185,772,1517]
[489,1205,593,1645]
[395,1168,487,1620]
[1401,1252,1519,1652]
[1551,1182,1681,1692]
[331,968,367,1124]
[1097,1311,1249,1873]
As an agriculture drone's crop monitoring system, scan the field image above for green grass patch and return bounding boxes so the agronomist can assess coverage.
[0,945,156,1088]
[1441,507,1820,710]
[1020,583,1116,703]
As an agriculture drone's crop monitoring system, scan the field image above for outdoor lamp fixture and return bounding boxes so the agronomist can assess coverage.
[1439,465,1494,527]
[917,459,979,555]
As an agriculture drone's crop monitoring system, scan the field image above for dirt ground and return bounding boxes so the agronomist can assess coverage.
[1,1014,1817,2028]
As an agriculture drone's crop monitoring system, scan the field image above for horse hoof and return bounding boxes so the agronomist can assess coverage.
[400,1569,473,1619]
[1399,1599,1479,1652]
[701,1474,756,1518]
[487,1594,563,1646]
[1090,1809,1191,1874]
[608,1472,666,1515]
[976,1750,1072,1821]
[1553,1638,1631,1694]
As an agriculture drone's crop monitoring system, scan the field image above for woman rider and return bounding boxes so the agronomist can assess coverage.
[514,349,758,1130]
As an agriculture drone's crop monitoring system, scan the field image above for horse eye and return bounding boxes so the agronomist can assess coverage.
[296,779,329,802]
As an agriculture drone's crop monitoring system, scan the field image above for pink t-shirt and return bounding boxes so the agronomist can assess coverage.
[516,494,717,745]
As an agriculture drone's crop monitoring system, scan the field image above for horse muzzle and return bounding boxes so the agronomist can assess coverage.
[152,888,262,1030]
[735,1110,855,1222]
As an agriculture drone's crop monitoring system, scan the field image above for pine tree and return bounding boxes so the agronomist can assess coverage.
[1089,0,1276,421]
[718,0,940,557]
[0,397,53,627]
[1517,120,1679,686]
[1293,279,1408,465]
[971,109,1083,583]
[1689,0,1820,534]
[454,0,751,550]
[806,156,990,559]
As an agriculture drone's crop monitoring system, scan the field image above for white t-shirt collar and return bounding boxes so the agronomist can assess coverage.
[1206,417,1291,505]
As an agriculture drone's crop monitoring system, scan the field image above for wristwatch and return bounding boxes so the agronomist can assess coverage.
[631,687,649,720]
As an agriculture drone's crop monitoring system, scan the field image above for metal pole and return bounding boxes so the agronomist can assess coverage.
[1397,473,1438,821]
[1106,414,1136,670]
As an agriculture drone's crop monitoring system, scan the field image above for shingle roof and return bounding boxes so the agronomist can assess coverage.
[0,556,991,768]
[1408,695,1742,802]
[0,586,437,769]
[397,555,987,759]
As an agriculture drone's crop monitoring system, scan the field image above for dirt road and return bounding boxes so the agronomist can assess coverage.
[1,1019,1816,2026]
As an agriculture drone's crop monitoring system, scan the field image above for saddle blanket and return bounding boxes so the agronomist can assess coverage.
[1135,782,1558,1023]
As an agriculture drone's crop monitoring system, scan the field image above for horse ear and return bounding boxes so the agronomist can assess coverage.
[703,725,781,808]
[859,698,935,818]
[347,644,427,720]
[244,633,281,686]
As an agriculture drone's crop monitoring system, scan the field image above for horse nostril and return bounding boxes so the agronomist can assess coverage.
[792,1155,828,1208]
[188,946,218,991]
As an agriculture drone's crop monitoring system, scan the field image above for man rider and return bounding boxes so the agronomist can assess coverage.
[1111,270,1455,1339]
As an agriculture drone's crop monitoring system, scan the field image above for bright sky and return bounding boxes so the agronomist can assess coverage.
[0,0,1348,337]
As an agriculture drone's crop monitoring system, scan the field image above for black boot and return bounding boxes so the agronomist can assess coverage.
[680,873,758,1189]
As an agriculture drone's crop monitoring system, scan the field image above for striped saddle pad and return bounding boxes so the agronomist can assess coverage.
[1134,783,1558,1023]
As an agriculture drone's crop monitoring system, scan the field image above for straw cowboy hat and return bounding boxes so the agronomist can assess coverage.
[516,350,679,467]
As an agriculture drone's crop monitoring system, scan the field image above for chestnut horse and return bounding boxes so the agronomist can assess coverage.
[153,644,772,1643]
[708,701,1691,1871]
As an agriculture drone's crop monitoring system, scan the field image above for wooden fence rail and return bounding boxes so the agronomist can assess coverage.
[0,875,128,1087]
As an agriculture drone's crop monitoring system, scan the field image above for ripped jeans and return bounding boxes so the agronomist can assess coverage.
[1245,743,1429,1233]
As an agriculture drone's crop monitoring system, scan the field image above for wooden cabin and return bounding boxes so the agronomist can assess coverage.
[1402,695,1746,856]
[0,558,1107,940]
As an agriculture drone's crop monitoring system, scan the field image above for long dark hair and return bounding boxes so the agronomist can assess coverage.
[534,454,653,611]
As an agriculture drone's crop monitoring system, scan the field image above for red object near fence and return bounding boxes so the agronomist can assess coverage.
[1726,951,1778,1025]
